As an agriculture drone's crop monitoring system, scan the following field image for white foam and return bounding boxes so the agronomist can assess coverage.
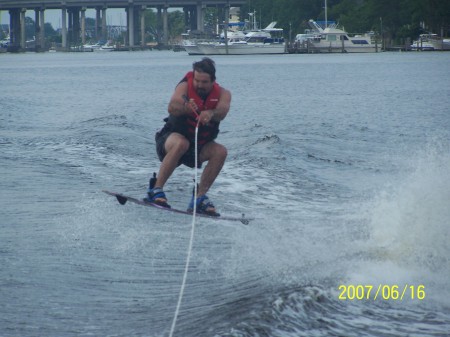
[352,142,450,307]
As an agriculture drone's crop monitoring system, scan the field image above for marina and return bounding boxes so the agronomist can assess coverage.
[1,0,449,54]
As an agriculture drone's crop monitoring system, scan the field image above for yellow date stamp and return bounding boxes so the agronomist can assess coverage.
[338,284,426,301]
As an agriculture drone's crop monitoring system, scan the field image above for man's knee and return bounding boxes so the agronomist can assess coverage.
[174,137,190,153]
[166,133,190,154]
[200,143,227,162]
[216,144,228,160]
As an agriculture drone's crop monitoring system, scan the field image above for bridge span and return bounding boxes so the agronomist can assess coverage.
[0,0,246,51]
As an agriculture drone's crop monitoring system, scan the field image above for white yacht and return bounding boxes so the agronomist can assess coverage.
[410,34,450,51]
[181,33,203,55]
[82,42,102,52]
[98,42,115,51]
[1,32,10,51]
[183,30,248,55]
[193,22,285,55]
[306,20,380,53]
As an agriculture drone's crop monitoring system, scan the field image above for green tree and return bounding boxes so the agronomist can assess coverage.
[168,10,185,41]
[419,0,450,35]
[44,22,57,37]
[142,9,184,43]
[239,0,449,42]
[144,9,157,42]
[25,16,35,40]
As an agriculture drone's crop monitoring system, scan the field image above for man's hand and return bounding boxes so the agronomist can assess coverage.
[185,98,199,116]
[198,110,215,125]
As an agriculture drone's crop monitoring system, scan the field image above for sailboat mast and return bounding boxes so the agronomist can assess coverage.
[324,0,328,28]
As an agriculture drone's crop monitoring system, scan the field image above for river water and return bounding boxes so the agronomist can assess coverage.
[1,50,449,337]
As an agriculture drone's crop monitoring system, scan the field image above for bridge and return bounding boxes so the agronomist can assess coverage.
[0,0,246,51]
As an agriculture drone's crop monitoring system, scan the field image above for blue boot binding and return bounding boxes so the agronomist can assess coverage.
[187,194,220,217]
[144,172,170,208]
[145,187,170,208]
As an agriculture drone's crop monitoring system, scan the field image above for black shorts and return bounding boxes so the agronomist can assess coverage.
[155,129,203,168]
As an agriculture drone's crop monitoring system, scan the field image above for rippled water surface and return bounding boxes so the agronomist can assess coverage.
[1,50,449,337]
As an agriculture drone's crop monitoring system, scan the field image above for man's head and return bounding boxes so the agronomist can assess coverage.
[192,57,216,97]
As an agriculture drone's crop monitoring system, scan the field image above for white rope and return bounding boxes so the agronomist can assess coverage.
[168,122,199,337]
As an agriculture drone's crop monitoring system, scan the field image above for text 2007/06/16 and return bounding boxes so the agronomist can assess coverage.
[338,284,426,301]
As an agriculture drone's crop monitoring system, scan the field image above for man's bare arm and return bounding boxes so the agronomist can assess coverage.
[209,87,231,122]
[167,81,189,117]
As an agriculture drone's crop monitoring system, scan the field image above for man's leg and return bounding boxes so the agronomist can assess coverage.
[197,141,228,196]
[155,133,190,188]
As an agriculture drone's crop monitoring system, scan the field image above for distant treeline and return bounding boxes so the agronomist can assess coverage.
[240,0,450,43]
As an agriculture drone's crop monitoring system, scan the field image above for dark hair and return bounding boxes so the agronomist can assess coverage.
[192,57,216,81]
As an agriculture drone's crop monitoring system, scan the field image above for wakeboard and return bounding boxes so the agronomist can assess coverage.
[103,190,252,225]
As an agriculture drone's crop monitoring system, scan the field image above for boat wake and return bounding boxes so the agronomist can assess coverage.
[347,142,450,307]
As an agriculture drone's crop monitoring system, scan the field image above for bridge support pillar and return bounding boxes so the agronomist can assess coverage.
[34,9,41,51]
[140,6,146,47]
[39,9,45,50]
[196,3,204,32]
[163,5,168,45]
[190,7,196,31]
[61,7,67,49]
[102,7,107,41]
[127,5,134,47]
[95,7,101,40]
[20,8,26,50]
[68,8,80,46]
[8,8,21,51]
[183,7,189,32]
[81,7,86,45]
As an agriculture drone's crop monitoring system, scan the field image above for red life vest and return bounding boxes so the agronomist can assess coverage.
[186,71,221,113]
[165,71,221,146]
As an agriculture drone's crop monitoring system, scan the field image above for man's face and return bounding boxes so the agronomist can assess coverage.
[193,71,214,97]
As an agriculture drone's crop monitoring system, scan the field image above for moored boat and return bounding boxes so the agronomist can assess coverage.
[98,42,115,51]
[306,20,380,53]
[83,42,103,51]
[410,34,450,51]
[191,22,285,55]
[181,31,220,55]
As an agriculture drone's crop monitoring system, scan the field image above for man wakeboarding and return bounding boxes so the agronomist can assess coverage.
[145,57,231,217]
